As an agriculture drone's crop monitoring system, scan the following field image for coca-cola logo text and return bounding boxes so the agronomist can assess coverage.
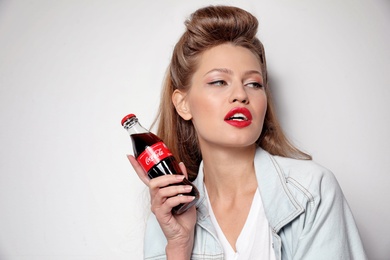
[145,148,164,165]
[137,142,173,173]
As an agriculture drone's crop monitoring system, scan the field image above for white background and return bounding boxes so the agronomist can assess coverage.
[0,0,389,259]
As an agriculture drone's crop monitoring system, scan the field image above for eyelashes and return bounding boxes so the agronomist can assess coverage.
[208,80,227,86]
[245,82,263,89]
[207,80,263,89]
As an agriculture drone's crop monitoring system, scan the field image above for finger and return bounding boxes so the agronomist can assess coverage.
[153,185,193,204]
[127,154,149,185]
[149,174,185,191]
[152,194,196,215]
[178,162,189,179]
[164,195,196,211]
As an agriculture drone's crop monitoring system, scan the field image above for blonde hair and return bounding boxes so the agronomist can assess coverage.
[153,5,311,180]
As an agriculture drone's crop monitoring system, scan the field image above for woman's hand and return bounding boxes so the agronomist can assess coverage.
[127,155,197,259]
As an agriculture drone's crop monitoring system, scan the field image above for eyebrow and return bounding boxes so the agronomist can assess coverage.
[204,68,262,77]
[204,68,232,76]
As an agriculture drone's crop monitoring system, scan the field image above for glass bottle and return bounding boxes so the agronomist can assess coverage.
[121,114,199,214]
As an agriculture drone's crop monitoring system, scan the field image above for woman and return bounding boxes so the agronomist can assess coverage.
[127,5,367,260]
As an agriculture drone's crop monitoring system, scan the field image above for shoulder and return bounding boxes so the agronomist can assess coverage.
[256,149,367,258]
[255,148,344,202]
[273,155,339,189]
[255,148,348,215]
[270,154,345,207]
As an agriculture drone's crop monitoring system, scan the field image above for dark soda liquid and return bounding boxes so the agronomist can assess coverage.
[131,132,199,214]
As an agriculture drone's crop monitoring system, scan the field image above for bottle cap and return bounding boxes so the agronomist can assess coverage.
[121,114,136,126]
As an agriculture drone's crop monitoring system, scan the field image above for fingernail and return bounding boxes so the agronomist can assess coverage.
[184,185,193,192]
[176,175,185,180]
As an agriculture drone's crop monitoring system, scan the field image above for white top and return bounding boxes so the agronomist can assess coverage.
[205,186,276,260]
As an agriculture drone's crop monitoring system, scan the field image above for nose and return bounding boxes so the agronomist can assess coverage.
[229,84,249,104]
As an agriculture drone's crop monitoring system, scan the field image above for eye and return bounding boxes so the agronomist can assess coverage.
[208,80,227,86]
[245,82,263,89]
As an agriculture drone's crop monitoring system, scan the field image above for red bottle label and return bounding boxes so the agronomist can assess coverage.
[137,142,173,173]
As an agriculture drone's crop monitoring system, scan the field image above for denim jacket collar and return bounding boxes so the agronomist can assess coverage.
[193,148,304,233]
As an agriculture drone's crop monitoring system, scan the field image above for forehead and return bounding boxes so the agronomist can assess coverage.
[206,43,260,62]
[196,43,262,73]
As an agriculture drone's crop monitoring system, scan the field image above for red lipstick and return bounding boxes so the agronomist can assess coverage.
[224,107,252,128]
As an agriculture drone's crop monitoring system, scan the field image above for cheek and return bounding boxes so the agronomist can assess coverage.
[188,94,218,117]
[262,99,268,117]
[188,98,220,133]
[253,96,268,131]
[255,94,268,116]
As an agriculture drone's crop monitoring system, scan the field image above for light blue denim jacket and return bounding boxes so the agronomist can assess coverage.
[144,148,367,259]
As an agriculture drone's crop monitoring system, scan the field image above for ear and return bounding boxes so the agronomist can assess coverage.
[172,89,192,120]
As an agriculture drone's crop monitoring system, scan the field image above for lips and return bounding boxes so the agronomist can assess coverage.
[224,107,252,128]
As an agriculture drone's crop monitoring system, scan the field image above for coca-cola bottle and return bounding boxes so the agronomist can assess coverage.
[121,114,199,214]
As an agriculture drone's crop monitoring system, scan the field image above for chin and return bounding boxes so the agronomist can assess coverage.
[223,141,258,149]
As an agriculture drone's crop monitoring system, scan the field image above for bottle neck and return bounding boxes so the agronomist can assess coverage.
[123,117,149,135]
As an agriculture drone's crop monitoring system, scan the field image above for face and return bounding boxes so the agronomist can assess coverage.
[176,43,267,150]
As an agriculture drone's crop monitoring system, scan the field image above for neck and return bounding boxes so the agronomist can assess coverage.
[201,144,258,200]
